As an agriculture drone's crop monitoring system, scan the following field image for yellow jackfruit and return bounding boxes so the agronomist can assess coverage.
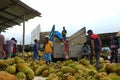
[42,69,49,77]
[0,71,18,80]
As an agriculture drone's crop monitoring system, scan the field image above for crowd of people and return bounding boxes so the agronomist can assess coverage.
[0,27,119,70]
[0,32,17,59]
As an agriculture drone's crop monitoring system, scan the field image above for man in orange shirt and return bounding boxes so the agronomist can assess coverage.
[43,36,53,64]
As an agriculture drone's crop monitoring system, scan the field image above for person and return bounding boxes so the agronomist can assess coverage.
[82,42,91,59]
[109,36,118,63]
[62,27,67,41]
[0,33,6,59]
[63,39,70,60]
[12,40,17,58]
[33,39,39,61]
[43,36,53,64]
[6,38,16,58]
[87,30,102,70]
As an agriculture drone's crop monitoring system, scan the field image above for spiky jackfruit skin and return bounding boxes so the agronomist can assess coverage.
[0,71,18,80]
[61,66,76,74]
[79,59,90,66]
[6,58,15,65]
[47,73,59,80]
[5,65,16,74]
[16,72,26,80]
[42,69,49,77]
[26,68,35,80]
[17,63,29,74]
[14,57,25,64]
[108,73,120,80]
[35,66,44,76]
[66,75,76,80]
[105,63,117,73]
[116,63,120,76]
[56,71,64,77]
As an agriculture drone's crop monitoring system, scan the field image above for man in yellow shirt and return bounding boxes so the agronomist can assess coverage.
[43,36,53,64]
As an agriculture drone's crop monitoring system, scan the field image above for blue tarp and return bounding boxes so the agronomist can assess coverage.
[54,31,63,40]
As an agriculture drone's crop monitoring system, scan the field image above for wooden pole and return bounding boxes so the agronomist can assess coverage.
[22,16,25,58]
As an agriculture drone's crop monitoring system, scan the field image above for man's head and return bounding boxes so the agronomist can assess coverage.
[34,39,38,43]
[87,30,93,36]
[63,27,65,30]
[11,37,15,41]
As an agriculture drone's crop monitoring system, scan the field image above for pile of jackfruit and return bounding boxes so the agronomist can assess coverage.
[0,53,120,80]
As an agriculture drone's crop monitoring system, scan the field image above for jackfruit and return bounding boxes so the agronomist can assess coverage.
[56,71,64,77]
[66,75,76,80]
[49,67,55,73]
[116,63,120,76]
[14,57,25,64]
[79,58,90,66]
[68,63,79,71]
[42,69,49,77]
[6,58,15,65]
[47,73,59,80]
[16,72,26,80]
[0,71,18,80]
[26,68,35,80]
[17,63,29,74]
[5,65,16,74]
[108,73,120,80]
[61,66,75,74]
[35,65,44,76]
[105,63,117,73]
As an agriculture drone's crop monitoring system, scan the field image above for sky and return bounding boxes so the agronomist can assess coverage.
[2,0,120,44]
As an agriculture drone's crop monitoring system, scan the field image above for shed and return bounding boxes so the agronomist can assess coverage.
[0,0,41,57]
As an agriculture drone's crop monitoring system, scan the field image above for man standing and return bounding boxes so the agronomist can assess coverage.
[6,38,16,58]
[62,27,67,41]
[109,36,118,63]
[87,30,102,70]
[43,36,53,64]
[33,39,39,62]
[0,33,6,59]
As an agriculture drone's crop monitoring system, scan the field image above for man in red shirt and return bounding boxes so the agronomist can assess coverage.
[87,30,102,70]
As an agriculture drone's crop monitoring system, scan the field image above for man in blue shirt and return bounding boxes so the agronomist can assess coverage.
[33,39,39,61]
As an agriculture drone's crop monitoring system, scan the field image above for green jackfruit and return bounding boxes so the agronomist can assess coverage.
[61,66,76,74]
[17,63,29,74]
[47,73,59,80]
[26,68,35,80]
[5,65,16,74]
[16,72,26,80]
[35,65,44,76]
[108,73,120,80]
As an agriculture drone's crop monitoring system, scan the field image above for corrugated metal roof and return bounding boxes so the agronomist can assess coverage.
[0,0,41,31]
